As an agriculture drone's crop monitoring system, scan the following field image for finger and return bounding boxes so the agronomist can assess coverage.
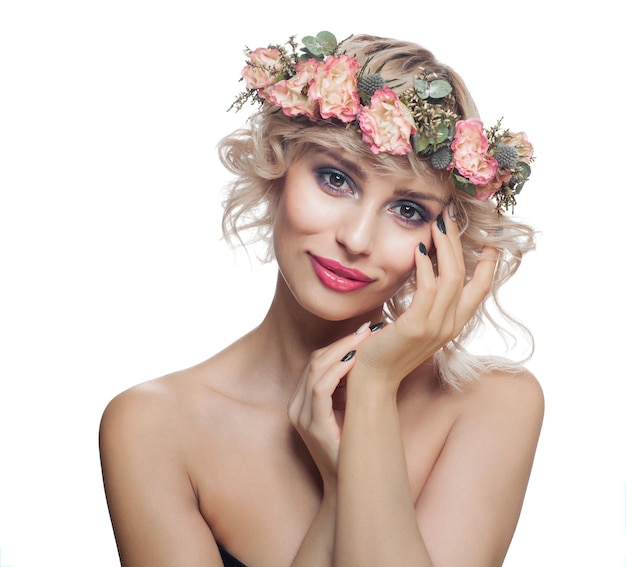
[428,217,464,323]
[456,244,499,326]
[443,205,465,274]
[405,224,459,325]
[288,373,307,425]
[432,210,465,285]
[303,350,356,425]
[291,351,357,450]
[438,207,468,327]
[304,322,372,381]
[310,354,358,423]
[406,242,437,320]
[288,324,372,425]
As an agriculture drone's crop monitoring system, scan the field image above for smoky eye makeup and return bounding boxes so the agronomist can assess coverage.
[314,166,356,195]
[388,199,431,226]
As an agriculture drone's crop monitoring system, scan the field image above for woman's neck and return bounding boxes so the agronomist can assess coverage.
[250,274,383,387]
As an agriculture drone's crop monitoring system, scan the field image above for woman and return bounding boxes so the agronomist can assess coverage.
[99,32,543,566]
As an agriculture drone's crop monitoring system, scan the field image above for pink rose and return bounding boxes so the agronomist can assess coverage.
[308,55,361,123]
[477,169,512,201]
[241,47,283,90]
[358,87,417,155]
[502,131,534,164]
[268,60,320,119]
[450,119,498,185]
[452,118,489,153]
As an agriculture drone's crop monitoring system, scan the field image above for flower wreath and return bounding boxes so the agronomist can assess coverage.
[229,32,534,214]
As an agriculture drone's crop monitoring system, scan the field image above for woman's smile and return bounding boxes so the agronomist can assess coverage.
[308,253,375,293]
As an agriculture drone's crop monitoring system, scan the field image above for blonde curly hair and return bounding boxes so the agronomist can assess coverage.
[218,34,537,388]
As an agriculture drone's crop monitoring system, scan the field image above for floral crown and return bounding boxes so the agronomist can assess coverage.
[230,32,534,214]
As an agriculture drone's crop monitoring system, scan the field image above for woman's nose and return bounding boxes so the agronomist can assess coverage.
[335,210,377,256]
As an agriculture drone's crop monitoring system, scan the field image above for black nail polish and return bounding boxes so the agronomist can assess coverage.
[369,322,384,332]
[341,350,356,362]
[436,213,446,234]
[419,242,428,255]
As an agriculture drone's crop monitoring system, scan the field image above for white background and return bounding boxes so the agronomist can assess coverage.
[1,1,624,565]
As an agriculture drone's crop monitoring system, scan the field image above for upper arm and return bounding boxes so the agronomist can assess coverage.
[415,370,544,567]
[99,385,224,567]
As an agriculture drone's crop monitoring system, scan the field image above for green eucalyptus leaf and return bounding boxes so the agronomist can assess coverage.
[411,134,421,153]
[315,31,337,55]
[516,161,531,178]
[417,135,434,153]
[461,185,477,197]
[435,124,449,143]
[414,79,429,99]
[301,35,321,56]
[452,173,476,196]
[454,173,473,185]
[302,31,337,57]
[428,79,453,99]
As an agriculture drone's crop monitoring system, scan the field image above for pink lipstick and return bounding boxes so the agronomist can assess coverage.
[308,253,374,292]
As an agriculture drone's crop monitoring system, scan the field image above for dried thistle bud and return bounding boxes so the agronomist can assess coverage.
[431,146,454,170]
[358,73,386,96]
[493,144,519,169]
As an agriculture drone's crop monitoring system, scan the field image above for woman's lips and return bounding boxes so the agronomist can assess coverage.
[308,253,374,292]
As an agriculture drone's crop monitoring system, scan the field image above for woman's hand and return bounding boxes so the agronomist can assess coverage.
[288,329,373,567]
[352,207,499,392]
[287,324,373,482]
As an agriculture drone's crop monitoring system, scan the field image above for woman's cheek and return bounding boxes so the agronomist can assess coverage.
[381,228,430,275]
[279,183,340,235]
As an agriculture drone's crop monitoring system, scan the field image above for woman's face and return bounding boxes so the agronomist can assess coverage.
[272,147,451,321]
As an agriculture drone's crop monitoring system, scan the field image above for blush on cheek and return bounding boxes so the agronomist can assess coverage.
[280,185,342,236]
[384,234,427,269]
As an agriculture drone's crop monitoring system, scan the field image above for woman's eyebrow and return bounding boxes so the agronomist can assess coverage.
[318,151,368,181]
[394,189,449,206]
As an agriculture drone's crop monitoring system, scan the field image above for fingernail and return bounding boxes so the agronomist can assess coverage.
[418,242,428,255]
[355,321,371,335]
[436,213,446,234]
[369,322,384,332]
[341,350,356,362]
[448,202,457,222]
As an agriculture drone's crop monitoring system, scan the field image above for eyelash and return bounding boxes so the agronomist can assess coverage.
[314,166,430,227]
[389,200,430,226]
[315,167,355,195]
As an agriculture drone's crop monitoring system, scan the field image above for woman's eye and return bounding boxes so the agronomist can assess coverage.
[315,167,354,195]
[389,200,429,225]
[399,204,416,218]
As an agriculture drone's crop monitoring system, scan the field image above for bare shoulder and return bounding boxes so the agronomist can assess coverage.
[460,365,544,426]
[99,348,244,454]
[100,373,185,438]
[441,364,545,478]
[402,362,544,434]
[99,361,219,455]
[99,364,233,565]
[412,366,544,565]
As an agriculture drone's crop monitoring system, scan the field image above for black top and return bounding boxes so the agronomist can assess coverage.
[218,544,248,567]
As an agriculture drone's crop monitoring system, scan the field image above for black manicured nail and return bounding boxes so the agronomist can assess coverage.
[436,213,446,234]
[419,242,428,255]
[369,322,384,332]
[341,350,356,362]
